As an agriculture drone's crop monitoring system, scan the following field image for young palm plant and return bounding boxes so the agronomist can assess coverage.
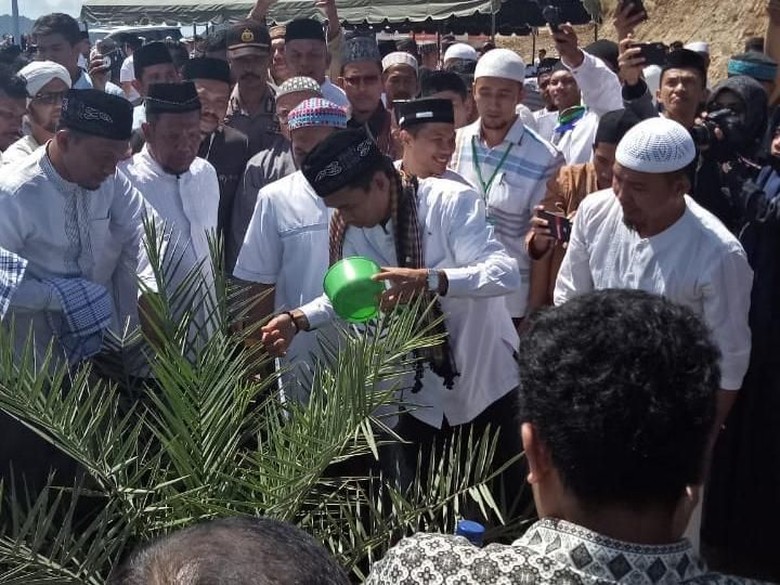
[0,222,524,583]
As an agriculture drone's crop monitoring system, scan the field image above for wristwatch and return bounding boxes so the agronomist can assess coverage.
[427,269,441,293]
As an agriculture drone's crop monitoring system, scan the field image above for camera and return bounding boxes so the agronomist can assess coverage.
[542,5,562,32]
[690,108,748,161]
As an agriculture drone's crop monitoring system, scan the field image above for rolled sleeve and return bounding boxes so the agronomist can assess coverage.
[566,51,624,116]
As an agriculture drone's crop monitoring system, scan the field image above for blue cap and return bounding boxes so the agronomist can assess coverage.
[455,519,485,546]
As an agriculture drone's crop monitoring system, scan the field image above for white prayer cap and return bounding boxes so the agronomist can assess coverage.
[382,51,418,73]
[18,60,71,98]
[684,41,710,55]
[443,43,478,62]
[474,48,526,83]
[616,117,696,174]
[643,64,662,100]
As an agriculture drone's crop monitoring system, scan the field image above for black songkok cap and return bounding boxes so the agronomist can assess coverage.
[285,18,325,43]
[133,41,174,80]
[145,82,201,115]
[396,98,454,129]
[182,57,231,85]
[59,89,133,140]
[537,58,559,76]
[302,128,385,198]
[594,108,641,146]
[663,49,707,83]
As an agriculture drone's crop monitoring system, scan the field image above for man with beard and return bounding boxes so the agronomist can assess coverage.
[340,36,398,158]
[284,18,348,109]
[3,61,70,165]
[381,52,419,104]
[123,82,219,344]
[0,65,27,162]
[227,76,318,271]
[555,117,752,443]
[183,58,250,256]
[225,20,278,156]
[234,98,348,402]
[450,48,564,325]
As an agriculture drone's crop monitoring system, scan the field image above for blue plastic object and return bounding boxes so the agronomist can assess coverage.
[455,519,485,546]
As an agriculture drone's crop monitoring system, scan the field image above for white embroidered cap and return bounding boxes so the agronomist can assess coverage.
[474,48,526,83]
[443,43,478,62]
[684,41,710,55]
[615,117,696,174]
[382,51,419,72]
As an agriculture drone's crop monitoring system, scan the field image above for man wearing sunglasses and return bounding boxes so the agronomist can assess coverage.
[3,60,70,166]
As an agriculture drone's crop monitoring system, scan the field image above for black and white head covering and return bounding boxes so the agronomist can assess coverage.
[396,98,454,130]
[341,36,381,67]
[59,89,133,141]
[145,82,201,116]
[301,128,385,197]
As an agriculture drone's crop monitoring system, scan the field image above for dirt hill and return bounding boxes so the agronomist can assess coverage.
[499,0,770,83]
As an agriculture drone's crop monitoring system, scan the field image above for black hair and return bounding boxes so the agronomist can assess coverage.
[108,516,350,585]
[420,69,467,101]
[125,36,143,51]
[518,289,718,510]
[203,29,227,54]
[744,36,764,53]
[165,39,190,72]
[343,155,396,192]
[0,63,29,100]
[31,13,82,46]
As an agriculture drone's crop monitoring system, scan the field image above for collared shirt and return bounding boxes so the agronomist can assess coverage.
[555,190,752,390]
[365,517,765,584]
[227,133,295,272]
[72,69,126,98]
[234,170,333,403]
[534,108,559,142]
[299,176,521,427]
[451,117,564,317]
[321,78,349,110]
[132,103,146,131]
[348,102,398,159]
[2,134,41,166]
[551,52,624,166]
[225,82,279,156]
[122,147,219,342]
[0,147,153,362]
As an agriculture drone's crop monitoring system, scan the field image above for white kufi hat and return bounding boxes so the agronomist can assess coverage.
[474,48,526,83]
[443,43,478,62]
[18,60,71,98]
[382,51,419,72]
[616,117,696,174]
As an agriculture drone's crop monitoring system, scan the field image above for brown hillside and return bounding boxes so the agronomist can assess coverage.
[498,0,770,83]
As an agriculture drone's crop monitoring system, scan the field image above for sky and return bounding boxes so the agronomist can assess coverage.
[14,0,82,19]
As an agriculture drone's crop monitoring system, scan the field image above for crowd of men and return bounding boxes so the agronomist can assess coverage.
[0,0,779,581]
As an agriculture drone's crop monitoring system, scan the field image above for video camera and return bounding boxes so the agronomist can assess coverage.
[690,108,749,161]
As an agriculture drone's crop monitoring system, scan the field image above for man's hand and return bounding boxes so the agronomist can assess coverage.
[372,267,428,311]
[316,0,341,38]
[260,312,297,357]
[552,23,583,68]
[618,36,645,87]
[614,1,647,40]
[88,54,110,92]
[528,205,556,257]
[768,0,780,25]
[248,0,275,21]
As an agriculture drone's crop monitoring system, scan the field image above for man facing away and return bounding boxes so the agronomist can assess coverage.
[367,289,762,585]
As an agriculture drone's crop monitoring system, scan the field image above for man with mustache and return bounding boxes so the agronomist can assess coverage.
[183,58,250,259]
[0,65,27,163]
[381,51,419,105]
[225,20,279,156]
[3,60,70,165]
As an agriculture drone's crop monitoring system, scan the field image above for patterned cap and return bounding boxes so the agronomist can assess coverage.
[277,76,323,98]
[288,98,348,131]
[728,51,778,82]
[382,51,418,73]
[615,117,696,174]
[301,128,385,197]
[342,35,381,67]
[270,25,286,40]
[59,89,133,141]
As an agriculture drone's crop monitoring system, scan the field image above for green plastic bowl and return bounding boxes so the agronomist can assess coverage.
[323,256,384,323]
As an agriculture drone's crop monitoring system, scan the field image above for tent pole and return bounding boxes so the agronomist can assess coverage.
[532,28,536,64]
[491,0,497,41]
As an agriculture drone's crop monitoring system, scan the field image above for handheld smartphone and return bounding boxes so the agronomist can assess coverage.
[537,210,572,242]
[637,42,668,66]
[619,0,648,21]
[542,5,562,33]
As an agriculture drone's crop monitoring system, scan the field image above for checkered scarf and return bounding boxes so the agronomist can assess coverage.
[329,170,459,392]
[42,277,113,365]
[0,248,27,319]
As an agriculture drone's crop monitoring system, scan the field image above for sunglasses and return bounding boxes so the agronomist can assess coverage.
[31,91,68,105]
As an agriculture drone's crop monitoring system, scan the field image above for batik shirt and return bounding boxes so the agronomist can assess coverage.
[366,518,766,585]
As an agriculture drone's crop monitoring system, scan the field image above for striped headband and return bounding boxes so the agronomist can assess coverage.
[288,97,348,131]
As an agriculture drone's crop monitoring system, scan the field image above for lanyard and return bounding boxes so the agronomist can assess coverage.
[471,136,513,198]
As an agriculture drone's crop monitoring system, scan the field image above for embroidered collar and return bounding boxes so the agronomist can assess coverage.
[40,146,83,197]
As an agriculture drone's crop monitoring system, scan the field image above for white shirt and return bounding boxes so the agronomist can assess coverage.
[234,171,335,403]
[393,159,474,188]
[122,148,219,335]
[72,69,126,98]
[132,104,146,131]
[533,109,558,142]
[552,52,623,165]
[516,103,538,132]
[0,147,154,362]
[554,190,753,390]
[120,54,141,102]
[300,177,521,427]
[451,117,564,318]
[321,78,350,110]
[2,134,41,166]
